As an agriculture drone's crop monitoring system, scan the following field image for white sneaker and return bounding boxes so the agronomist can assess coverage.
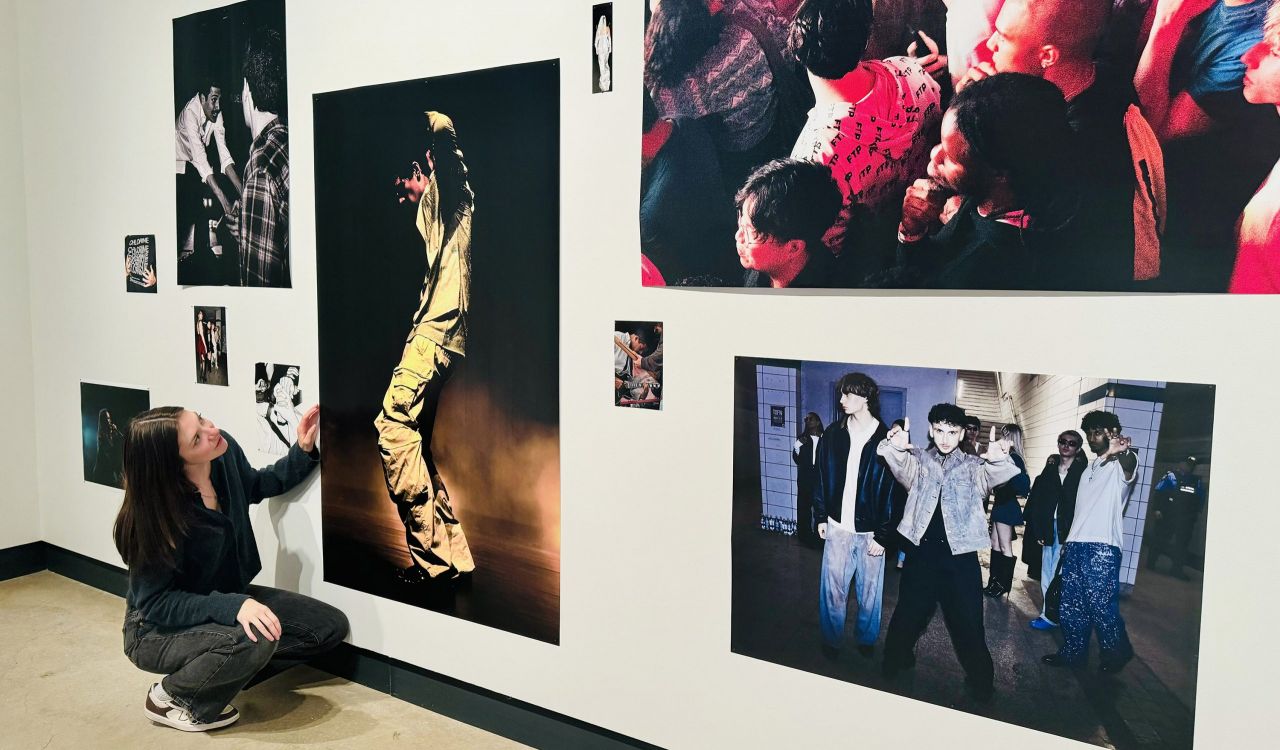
[144,683,239,732]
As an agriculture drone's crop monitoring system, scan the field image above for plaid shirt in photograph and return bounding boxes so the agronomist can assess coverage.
[232,119,290,287]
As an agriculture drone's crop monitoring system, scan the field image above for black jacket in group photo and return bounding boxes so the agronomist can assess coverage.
[814,418,907,546]
[1026,455,1087,546]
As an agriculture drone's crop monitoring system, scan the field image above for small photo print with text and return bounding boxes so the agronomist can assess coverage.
[614,321,662,409]
[125,235,157,293]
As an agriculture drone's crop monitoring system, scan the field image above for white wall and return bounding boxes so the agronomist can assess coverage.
[0,0,40,550]
[14,1,1280,748]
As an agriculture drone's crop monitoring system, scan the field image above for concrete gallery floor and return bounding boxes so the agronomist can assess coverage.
[0,571,528,749]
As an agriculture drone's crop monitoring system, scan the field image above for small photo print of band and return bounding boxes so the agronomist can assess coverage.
[125,235,157,293]
[732,356,1213,749]
[614,321,662,409]
[194,306,228,386]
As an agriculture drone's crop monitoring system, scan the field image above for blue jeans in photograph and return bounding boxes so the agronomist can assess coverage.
[819,523,886,649]
[1055,542,1134,666]
[1040,520,1063,621]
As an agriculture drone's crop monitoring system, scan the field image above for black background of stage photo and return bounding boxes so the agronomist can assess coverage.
[173,0,288,287]
[313,60,561,644]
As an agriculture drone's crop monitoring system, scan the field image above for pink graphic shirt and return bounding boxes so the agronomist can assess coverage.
[790,57,941,252]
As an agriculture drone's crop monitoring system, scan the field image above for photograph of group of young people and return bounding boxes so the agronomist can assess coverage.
[641,0,1280,292]
[732,357,1213,748]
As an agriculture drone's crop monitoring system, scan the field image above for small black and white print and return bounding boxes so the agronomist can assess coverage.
[125,235,157,293]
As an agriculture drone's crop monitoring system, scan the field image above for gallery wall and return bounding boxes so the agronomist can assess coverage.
[0,0,40,550]
[10,1,1280,748]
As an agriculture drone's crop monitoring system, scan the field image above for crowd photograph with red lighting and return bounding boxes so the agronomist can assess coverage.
[640,0,1280,292]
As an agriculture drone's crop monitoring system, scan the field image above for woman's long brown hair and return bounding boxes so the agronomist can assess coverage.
[112,407,197,573]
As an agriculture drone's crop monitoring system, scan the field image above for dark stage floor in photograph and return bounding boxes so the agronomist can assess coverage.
[324,490,559,645]
[731,509,1200,748]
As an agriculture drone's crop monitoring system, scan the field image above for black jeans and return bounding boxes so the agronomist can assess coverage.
[123,585,349,723]
[883,540,994,689]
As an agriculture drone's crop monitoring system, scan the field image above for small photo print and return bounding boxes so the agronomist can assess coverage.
[255,362,301,455]
[80,382,151,489]
[592,3,612,94]
[125,235,157,293]
[194,306,228,386]
[614,321,662,409]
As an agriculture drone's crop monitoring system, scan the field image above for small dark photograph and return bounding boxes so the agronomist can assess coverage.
[194,306,229,386]
[80,382,151,489]
[614,320,662,409]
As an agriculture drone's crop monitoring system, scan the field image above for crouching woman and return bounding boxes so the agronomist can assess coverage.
[113,406,348,732]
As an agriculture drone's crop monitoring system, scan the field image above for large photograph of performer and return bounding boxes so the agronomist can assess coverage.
[641,0,1280,292]
[733,357,1213,748]
[314,61,560,643]
[173,0,290,288]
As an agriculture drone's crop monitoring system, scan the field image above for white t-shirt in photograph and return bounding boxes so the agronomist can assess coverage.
[1066,455,1137,548]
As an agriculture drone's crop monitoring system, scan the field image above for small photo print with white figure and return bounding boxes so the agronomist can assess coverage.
[593,3,613,93]
[125,235,158,293]
[255,362,301,455]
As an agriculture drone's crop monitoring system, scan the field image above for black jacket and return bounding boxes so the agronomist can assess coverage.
[793,435,820,507]
[814,418,906,546]
[1026,455,1085,546]
[125,432,319,628]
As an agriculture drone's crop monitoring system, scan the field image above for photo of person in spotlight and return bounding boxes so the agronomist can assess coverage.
[314,61,560,643]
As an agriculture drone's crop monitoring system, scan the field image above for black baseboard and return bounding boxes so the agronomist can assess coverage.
[0,541,46,582]
[1,541,660,750]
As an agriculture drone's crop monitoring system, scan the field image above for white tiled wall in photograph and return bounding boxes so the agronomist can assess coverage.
[756,364,798,533]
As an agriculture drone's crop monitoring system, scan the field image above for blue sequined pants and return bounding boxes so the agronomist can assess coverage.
[1056,542,1134,666]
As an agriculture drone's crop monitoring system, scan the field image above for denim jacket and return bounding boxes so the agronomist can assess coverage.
[876,441,1020,554]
